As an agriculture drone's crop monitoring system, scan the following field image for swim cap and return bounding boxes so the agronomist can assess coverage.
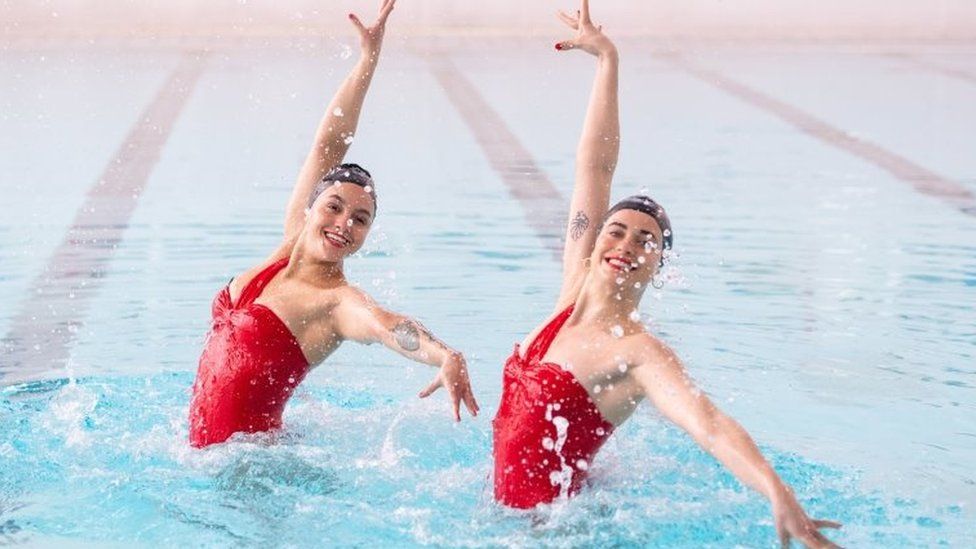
[606,195,673,250]
[307,163,377,211]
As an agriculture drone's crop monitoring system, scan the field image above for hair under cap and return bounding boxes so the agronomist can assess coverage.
[606,195,673,250]
[307,163,377,211]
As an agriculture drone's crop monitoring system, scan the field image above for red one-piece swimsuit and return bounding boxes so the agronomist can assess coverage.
[493,304,616,508]
[188,258,310,448]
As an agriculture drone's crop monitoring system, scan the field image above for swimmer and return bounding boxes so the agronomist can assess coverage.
[189,0,478,448]
[492,2,839,547]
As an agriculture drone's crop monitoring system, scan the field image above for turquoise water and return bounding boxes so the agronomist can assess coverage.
[2,39,975,545]
[1,374,965,546]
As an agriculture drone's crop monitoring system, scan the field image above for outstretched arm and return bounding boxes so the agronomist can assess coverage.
[554,0,621,306]
[630,339,841,548]
[283,0,396,239]
[334,289,480,422]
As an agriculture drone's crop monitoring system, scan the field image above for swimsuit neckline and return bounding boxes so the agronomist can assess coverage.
[225,258,311,366]
[515,304,616,429]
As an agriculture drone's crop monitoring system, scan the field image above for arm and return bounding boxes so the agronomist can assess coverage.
[554,0,621,306]
[282,0,396,239]
[333,289,479,422]
[630,339,841,548]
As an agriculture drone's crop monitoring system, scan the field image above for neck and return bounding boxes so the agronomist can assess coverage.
[573,269,645,325]
[286,244,346,286]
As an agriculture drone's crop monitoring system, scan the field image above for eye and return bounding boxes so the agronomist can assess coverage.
[609,230,624,238]
[328,203,341,213]
[354,216,368,226]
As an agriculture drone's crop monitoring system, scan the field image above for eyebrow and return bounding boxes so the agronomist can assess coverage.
[327,195,372,218]
[610,221,657,240]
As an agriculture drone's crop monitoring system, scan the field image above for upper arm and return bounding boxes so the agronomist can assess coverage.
[332,288,392,345]
[628,337,719,442]
[557,172,612,304]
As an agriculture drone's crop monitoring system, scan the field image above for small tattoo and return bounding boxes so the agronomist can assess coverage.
[393,320,420,351]
[415,320,451,352]
[570,211,590,241]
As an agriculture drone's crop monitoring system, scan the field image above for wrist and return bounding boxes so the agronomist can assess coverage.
[598,45,619,63]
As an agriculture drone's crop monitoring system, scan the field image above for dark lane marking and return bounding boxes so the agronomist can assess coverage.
[664,54,976,217]
[884,52,976,86]
[427,56,566,262]
[1,52,209,385]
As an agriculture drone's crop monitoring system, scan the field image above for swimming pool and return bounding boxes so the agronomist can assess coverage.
[2,37,975,546]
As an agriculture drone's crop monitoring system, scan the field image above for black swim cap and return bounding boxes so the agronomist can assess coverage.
[606,195,673,250]
[307,163,377,211]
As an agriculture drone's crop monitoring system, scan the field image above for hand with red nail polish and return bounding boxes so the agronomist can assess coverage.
[554,0,616,58]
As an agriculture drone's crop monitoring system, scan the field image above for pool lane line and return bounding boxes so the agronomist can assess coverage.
[427,55,567,262]
[663,53,976,218]
[0,51,209,385]
[884,52,976,86]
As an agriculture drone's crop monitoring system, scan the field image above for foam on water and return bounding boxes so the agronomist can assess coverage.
[1,373,969,547]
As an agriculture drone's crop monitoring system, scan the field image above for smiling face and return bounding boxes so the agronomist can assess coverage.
[589,208,666,289]
[302,182,376,262]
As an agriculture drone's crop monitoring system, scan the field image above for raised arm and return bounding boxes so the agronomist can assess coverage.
[283,0,396,239]
[630,338,841,548]
[333,288,479,422]
[554,0,621,304]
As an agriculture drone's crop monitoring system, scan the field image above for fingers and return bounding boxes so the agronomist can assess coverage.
[777,523,789,549]
[378,0,396,25]
[555,40,576,51]
[557,10,579,30]
[579,0,592,24]
[813,520,842,530]
[446,383,461,422]
[462,388,479,417]
[418,376,441,398]
[348,13,366,33]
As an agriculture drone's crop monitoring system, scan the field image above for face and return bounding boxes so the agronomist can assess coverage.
[303,182,375,262]
[589,208,665,289]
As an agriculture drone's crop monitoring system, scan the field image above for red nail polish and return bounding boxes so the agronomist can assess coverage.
[555,43,563,50]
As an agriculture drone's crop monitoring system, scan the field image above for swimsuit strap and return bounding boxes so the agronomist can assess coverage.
[526,303,575,363]
[236,257,289,307]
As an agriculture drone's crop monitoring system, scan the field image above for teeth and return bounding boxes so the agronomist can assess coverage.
[607,258,632,271]
[323,231,349,247]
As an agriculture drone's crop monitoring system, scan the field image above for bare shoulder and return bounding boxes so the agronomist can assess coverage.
[623,331,682,374]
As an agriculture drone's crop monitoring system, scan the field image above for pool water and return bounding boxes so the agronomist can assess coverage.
[2,37,975,546]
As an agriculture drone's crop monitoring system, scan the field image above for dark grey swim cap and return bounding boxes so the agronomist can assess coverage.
[606,195,673,250]
[307,163,377,211]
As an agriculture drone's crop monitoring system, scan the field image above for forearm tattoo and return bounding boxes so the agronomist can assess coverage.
[392,318,451,354]
[392,320,420,351]
[570,210,590,241]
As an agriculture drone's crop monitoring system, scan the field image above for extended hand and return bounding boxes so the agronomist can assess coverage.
[418,354,480,421]
[555,0,616,57]
[348,0,396,60]
[773,489,842,548]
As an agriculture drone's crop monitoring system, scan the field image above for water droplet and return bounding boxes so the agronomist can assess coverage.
[332,107,344,117]
[576,459,589,470]
[618,363,628,373]
[593,384,602,393]
[610,325,624,338]
[629,309,640,322]
[542,437,554,450]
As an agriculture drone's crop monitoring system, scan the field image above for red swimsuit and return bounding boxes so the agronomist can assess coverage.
[188,258,310,448]
[493,304,615,508]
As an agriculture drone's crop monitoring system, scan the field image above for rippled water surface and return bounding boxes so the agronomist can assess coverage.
[2,40,975,546]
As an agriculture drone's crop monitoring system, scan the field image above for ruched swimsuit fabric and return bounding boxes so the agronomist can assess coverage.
[493,304,615,508]
[189,258,310,447]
